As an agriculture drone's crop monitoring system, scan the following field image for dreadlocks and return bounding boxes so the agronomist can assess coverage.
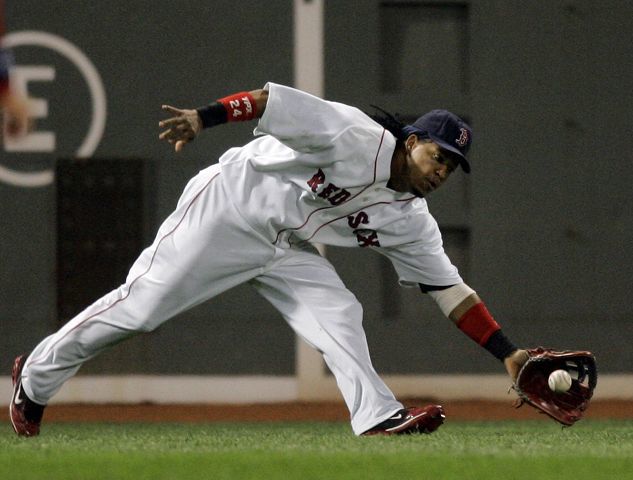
[367,106,408,142]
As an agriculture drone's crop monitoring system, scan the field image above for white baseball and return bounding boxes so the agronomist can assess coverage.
[548,369,572,393]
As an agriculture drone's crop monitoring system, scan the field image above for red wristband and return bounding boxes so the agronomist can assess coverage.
[456,302,501,345]
[217,92,257,122]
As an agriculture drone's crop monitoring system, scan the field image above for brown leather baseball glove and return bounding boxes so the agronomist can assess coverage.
[512,347,597,426]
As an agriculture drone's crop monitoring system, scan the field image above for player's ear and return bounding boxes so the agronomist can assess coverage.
[405,134,417,152]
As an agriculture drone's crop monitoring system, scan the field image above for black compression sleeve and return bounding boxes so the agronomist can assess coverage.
[483,330,518,361]
[196,102,228,129]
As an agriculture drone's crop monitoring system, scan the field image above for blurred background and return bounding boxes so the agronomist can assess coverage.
[1,0,631,404]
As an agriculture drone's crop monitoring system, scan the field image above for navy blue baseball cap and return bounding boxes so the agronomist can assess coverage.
[403,110,472,173]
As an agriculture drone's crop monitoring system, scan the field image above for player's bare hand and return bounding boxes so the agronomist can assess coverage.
[159,105,202,152]
[504,349,529,382]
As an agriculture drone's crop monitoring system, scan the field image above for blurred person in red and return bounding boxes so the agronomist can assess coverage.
[1,0,29,138]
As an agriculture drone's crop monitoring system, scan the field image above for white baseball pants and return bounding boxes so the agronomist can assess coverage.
[21,163,403,435]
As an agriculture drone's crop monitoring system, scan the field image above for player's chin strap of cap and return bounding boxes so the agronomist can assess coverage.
[428,283,518,361]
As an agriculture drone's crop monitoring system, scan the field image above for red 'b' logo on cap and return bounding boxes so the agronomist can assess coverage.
[456,128,469,147]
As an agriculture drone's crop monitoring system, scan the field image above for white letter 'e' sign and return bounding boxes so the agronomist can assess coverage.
[1,31,107,188]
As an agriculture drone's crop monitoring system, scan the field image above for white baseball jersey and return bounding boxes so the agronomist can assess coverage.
[220,82,462,287]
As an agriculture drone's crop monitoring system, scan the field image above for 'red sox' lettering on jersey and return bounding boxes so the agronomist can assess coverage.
[318,182,339,199]
[354,229,380,247]
[308,168,352,206]
[326,188,351,205]
[347,212,369,229]
[307,168,326,192]
[348,212,379,247]
[317,183,351,205]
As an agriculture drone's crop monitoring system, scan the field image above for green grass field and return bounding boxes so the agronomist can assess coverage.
[2,420,633,480]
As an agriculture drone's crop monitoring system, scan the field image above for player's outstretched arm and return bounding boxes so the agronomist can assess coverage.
[426,283,526,380]
[448,291,527,380]
[159,89,268,153]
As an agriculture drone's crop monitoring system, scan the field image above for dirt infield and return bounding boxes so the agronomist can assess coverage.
[40,400,633,423]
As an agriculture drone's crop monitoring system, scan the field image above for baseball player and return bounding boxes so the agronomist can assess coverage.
[10,83,529,437]
[0,0,29,138]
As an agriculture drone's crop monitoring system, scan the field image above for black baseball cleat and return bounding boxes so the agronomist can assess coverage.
[361,405,446,436]
[10,354,45,437]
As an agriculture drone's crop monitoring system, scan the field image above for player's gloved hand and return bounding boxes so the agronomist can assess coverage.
[512,348,597,426]
[159,105,202,152]
[503,349,529,381]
